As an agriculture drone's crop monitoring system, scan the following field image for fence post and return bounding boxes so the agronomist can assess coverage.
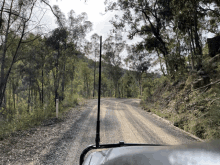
[56,99,59,118]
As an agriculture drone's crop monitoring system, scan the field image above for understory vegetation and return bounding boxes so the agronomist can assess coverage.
[141,53,220,140]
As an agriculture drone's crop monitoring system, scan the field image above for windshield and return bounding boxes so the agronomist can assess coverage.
[0,1,220,165]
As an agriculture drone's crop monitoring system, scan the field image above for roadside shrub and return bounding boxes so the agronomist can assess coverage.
[143,88,151,100]
[62,94,79,108]
[44,98,58,118]
[206,129,220,140]
[190,121,206,139]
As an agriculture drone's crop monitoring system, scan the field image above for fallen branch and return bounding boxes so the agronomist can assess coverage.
[198,112,209,119]
[199,87,209,98]
[209,98,220,105]
[193,79,220,91]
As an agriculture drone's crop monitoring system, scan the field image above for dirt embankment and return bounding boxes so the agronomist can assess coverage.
[141,59,220,140]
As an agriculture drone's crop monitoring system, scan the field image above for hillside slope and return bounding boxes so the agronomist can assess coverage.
[141,54,220,140]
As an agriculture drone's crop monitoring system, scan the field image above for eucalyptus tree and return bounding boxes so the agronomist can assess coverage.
[67,10,93,51]
[106,0,220,80]
[19,39,41,112]
[0,0,68,112]
[103,32,125,97]
[25,35,52,106]
[37,37,49,105]
[46,28,68,104]
[171,0,201,70]
[126,44,151,95]
[120,71,139,98]
[0,0,38,111]
[80,61,93,98]
[105,0,174,76]
[203,2,220,35]
[171,0,220,69]
[65,9,93,99]
[88,33,100,98]
[45,5,93,104]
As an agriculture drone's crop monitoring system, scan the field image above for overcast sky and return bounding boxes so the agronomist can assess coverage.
[47,0,113,38]
[40,0,145,69]
[43,0,142,43]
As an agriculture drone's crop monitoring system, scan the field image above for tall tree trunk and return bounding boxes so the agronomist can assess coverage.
[93,60,96,98]
[87,77,89,98]
[0,0,6,29]
[13,80,15,111]
[142,11,170,76]
[139,79,141,96]
[9,85,12,121]
[28,82,31,113]
[140,76,142,96]
[156,49,166,76]
[0,0,35,108]
[117,83,120,98]
[61,64,65,101]
[188,28,194,70]
[0,22,26,108]
[37,82,42,103]
[41,69,44,104]
[193,9,202,68]
[54,45,60,106]
[0,0,13,108]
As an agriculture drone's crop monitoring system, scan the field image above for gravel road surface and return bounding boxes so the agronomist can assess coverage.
[0,98,203,165]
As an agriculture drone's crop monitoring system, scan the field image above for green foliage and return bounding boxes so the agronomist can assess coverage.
[143,88,151,100]
[62,94,79,108]
[0,104,52,140]
[189,121,206,139]
[120,71,139,98]
[105,0,220,80]
[139,55,220,140]
[0,6,93,139]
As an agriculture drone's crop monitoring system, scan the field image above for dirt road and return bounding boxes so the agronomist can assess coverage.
[43,98,202,165]
[1,98,203,165]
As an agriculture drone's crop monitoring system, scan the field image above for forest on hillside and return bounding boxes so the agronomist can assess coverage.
[104,0,220,140]
[1,0,220,139]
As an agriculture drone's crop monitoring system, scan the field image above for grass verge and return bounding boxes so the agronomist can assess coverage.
[0,95,83,141]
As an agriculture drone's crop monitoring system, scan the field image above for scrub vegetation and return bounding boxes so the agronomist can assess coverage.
[140,52,220,140]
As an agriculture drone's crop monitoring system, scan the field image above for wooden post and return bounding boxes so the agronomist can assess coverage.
[56,99,59,118]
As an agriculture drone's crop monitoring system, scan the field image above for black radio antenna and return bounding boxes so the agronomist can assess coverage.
[95,36,102,148]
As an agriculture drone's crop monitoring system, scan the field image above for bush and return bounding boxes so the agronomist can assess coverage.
[0,98,58,140]
[138,95,143,99]
[188,120,206,139]
[62,94,79,108]
[143,88,151,100]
